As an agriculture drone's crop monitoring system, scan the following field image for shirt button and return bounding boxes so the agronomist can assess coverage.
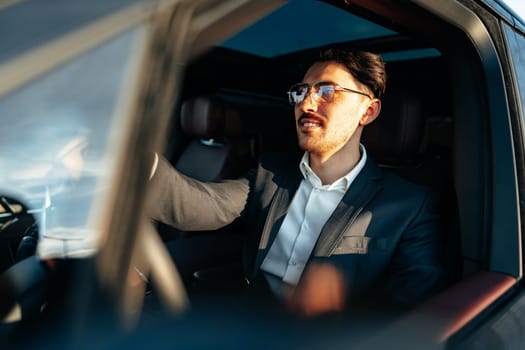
[290,260,297,266]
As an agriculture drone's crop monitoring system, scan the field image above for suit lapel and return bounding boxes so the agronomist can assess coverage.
[257,186,293,250]
[313,158,383,256]
[251,155,302,277]
[250,156,383,278]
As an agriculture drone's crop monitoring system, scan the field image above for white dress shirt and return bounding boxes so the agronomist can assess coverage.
[260,145,367,295]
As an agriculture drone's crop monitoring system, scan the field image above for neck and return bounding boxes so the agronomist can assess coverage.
[309,140,362,185]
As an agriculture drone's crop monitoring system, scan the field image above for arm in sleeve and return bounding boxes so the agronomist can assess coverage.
[148,156,250,231]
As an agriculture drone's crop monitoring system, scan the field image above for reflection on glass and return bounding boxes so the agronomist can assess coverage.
[0,27,143,259]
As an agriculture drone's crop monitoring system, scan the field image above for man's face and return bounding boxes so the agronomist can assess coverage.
[294,61,372,159]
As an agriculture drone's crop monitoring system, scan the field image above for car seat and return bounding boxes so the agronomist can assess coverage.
[162,91,292,288]
[362,88,461,287]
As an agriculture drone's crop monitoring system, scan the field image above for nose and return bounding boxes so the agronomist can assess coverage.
[298,89,318,112]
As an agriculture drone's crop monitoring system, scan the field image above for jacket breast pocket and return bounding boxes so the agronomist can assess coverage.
[331,210,373,255]
[332,236,371,255]
[331,235,390,255]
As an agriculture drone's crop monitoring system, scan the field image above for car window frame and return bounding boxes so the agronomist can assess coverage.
[344,0,521,344]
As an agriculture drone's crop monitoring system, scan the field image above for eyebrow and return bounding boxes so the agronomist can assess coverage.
[300,80,338,85]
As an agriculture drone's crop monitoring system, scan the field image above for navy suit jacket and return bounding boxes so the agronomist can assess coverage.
[150,151,444,309]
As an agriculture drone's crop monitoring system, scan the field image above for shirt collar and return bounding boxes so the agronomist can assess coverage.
[299,144,368,191]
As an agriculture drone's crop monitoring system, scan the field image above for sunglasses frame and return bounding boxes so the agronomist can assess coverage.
[287,81,372,105]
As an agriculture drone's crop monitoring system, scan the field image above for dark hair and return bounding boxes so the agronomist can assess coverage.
[316,48,387,99]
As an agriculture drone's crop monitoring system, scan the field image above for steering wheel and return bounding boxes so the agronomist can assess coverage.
[0,196,38,270]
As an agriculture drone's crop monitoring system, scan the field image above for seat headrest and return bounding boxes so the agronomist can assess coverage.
[180,96,245,138]
[362,89,425,166]
[180,92,294,148]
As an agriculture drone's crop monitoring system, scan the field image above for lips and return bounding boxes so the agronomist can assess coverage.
[298,113,324,129]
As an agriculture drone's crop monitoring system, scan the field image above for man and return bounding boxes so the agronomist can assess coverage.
[149,48,443,315]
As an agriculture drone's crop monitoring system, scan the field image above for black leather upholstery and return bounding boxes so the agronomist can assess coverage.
[180,97,245,138]
[176,95,255,182]
[364,88,460,285]
[176,91,293,181]
[362,89,425,166]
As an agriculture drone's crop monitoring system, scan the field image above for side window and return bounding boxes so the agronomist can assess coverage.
[504,23,525,114]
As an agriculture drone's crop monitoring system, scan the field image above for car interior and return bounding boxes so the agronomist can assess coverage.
[157,0,477,299]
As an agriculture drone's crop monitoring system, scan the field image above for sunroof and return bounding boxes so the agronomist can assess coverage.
[220,0,396,58]
[382,48,441,61]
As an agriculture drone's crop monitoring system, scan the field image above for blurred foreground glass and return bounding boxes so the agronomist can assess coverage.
[0,26,145,259]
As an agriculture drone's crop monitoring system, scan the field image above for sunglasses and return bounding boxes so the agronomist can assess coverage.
[287,81,371,106]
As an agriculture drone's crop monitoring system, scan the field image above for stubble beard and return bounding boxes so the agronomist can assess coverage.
[297,131,335,157]
[297,127,355,160]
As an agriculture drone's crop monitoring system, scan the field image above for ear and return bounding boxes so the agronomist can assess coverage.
[359,99,381,126]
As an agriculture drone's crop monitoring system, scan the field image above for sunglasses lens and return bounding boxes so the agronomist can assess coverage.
[316,84,336,103]
[289,84,308,105]
[288,83,337,105]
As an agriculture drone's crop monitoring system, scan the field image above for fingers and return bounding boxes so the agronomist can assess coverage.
[285,262,346,317]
